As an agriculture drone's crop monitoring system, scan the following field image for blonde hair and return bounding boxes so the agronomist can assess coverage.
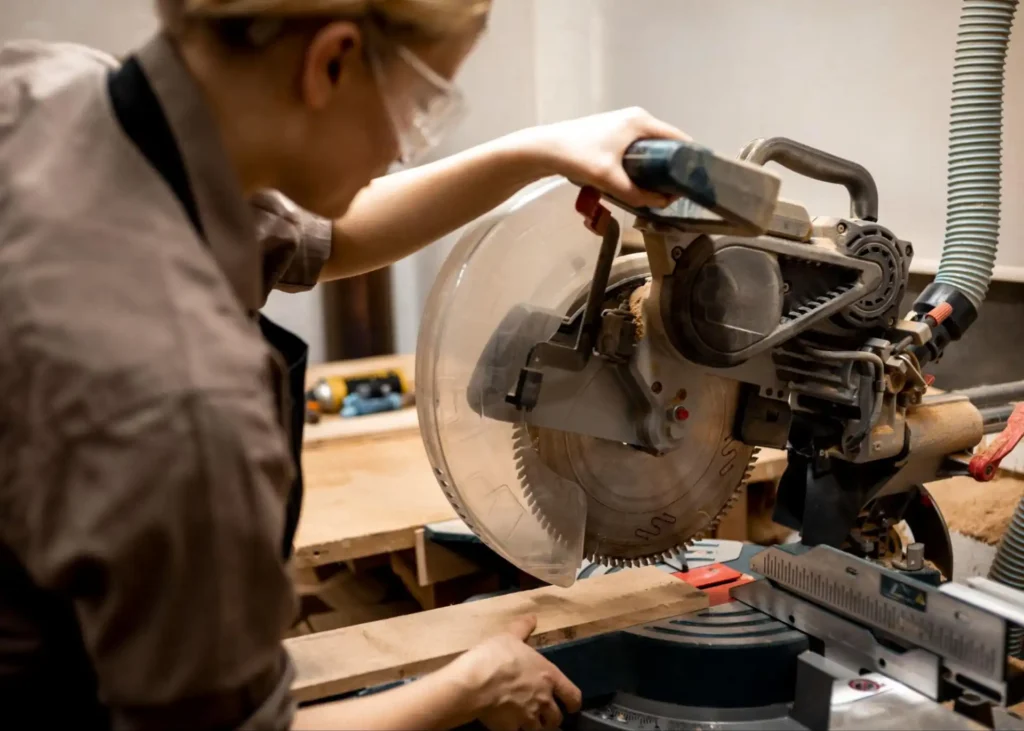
[158,0,490,41]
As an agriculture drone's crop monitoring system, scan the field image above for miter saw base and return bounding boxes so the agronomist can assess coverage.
[534,546,1024,731]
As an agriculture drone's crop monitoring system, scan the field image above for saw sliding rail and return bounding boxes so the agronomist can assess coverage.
[922,378,1024,448]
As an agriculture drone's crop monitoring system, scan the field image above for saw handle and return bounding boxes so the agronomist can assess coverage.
[738,137,879,222]
[621,139,781,233]
[623,139,716,198]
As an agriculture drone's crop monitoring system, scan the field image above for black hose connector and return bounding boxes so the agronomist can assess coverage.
[909,281,979,367]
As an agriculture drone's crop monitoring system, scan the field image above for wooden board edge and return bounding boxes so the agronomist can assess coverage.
[414,528,482,587]
[292,654,458,704]
[294,530,417,569]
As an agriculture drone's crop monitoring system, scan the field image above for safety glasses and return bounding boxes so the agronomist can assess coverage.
[366,32,467,166]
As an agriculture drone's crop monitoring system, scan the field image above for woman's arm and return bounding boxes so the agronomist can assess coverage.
[291,664,483,731]
[291,616,582,731]
[321,108,688,281]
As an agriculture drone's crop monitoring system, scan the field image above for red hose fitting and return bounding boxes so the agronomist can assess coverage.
[926,302,954,326]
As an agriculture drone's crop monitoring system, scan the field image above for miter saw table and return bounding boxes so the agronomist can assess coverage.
[533,543,1024,731]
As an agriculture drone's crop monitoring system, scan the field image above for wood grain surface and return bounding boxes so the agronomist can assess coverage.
[295,432,456,568]
[295,432,789,568]
[286,567,707,702]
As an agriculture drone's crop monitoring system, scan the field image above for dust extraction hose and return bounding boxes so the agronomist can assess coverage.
[934,0,1017,307]
[931,0,1024,657]
[992,500,1024,656]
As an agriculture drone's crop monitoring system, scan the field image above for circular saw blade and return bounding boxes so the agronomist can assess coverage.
[517,376,758,566]
[417,177,756,584]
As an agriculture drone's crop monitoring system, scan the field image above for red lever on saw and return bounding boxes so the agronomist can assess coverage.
[576,186,614,235]
[969,402,1024,481]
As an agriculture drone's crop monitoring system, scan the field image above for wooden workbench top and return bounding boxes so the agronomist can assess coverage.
[295,423,788,569]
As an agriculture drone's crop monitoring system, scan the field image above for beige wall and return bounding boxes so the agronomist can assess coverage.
[393,0,1024,352]
[5,2,1023,359]
[590,0,1024,281]
[0,0,156,54]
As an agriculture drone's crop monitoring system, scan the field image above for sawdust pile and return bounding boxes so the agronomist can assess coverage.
[629,281,651,341]
[927,475,1024,546]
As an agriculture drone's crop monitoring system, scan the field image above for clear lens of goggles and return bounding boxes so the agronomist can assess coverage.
[368,38,467,166]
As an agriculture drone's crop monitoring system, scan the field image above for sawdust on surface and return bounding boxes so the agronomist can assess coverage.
[927,474,1024,546]
[629,281,651,341]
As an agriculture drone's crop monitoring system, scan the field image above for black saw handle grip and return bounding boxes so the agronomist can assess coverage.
[623,139,712,199]
[738,137,879,222]
[621,139,781,232]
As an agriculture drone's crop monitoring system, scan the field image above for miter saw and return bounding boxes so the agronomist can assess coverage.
[417,135,1018,585]
[415,136,1024,728]
[414,1,1024,726]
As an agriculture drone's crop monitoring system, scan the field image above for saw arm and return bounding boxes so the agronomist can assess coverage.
[417,133,1005,584]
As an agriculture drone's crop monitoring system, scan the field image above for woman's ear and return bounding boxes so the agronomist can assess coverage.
[301,21,363,110]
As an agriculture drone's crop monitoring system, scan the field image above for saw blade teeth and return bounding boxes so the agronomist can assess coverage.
[513,372,762,568]
[585,542,687,570]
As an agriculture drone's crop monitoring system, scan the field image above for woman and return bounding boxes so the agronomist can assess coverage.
[0,0,688,729]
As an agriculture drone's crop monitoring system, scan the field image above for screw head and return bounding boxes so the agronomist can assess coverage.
[849,678,880,692]
[652,381,663,394]
[837,223,848,234]
[671,247,684,260]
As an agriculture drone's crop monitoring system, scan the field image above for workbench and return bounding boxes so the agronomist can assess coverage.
[288,356,1024,707]
[295,355,1023,588]
[296,355,789,568]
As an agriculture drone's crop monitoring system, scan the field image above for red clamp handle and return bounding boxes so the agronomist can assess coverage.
[576,186,614,236]
[969,402,1024,481]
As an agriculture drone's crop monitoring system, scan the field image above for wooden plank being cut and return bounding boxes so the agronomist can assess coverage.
[286,567,707,703]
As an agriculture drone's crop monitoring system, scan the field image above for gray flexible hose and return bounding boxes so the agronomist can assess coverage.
[991,499,1024,656]
[934,0,1024,657]
[934,0,1018,308]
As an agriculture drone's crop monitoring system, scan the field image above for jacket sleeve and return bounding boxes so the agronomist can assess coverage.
[15,388,299,730]
[250,190,333,299]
